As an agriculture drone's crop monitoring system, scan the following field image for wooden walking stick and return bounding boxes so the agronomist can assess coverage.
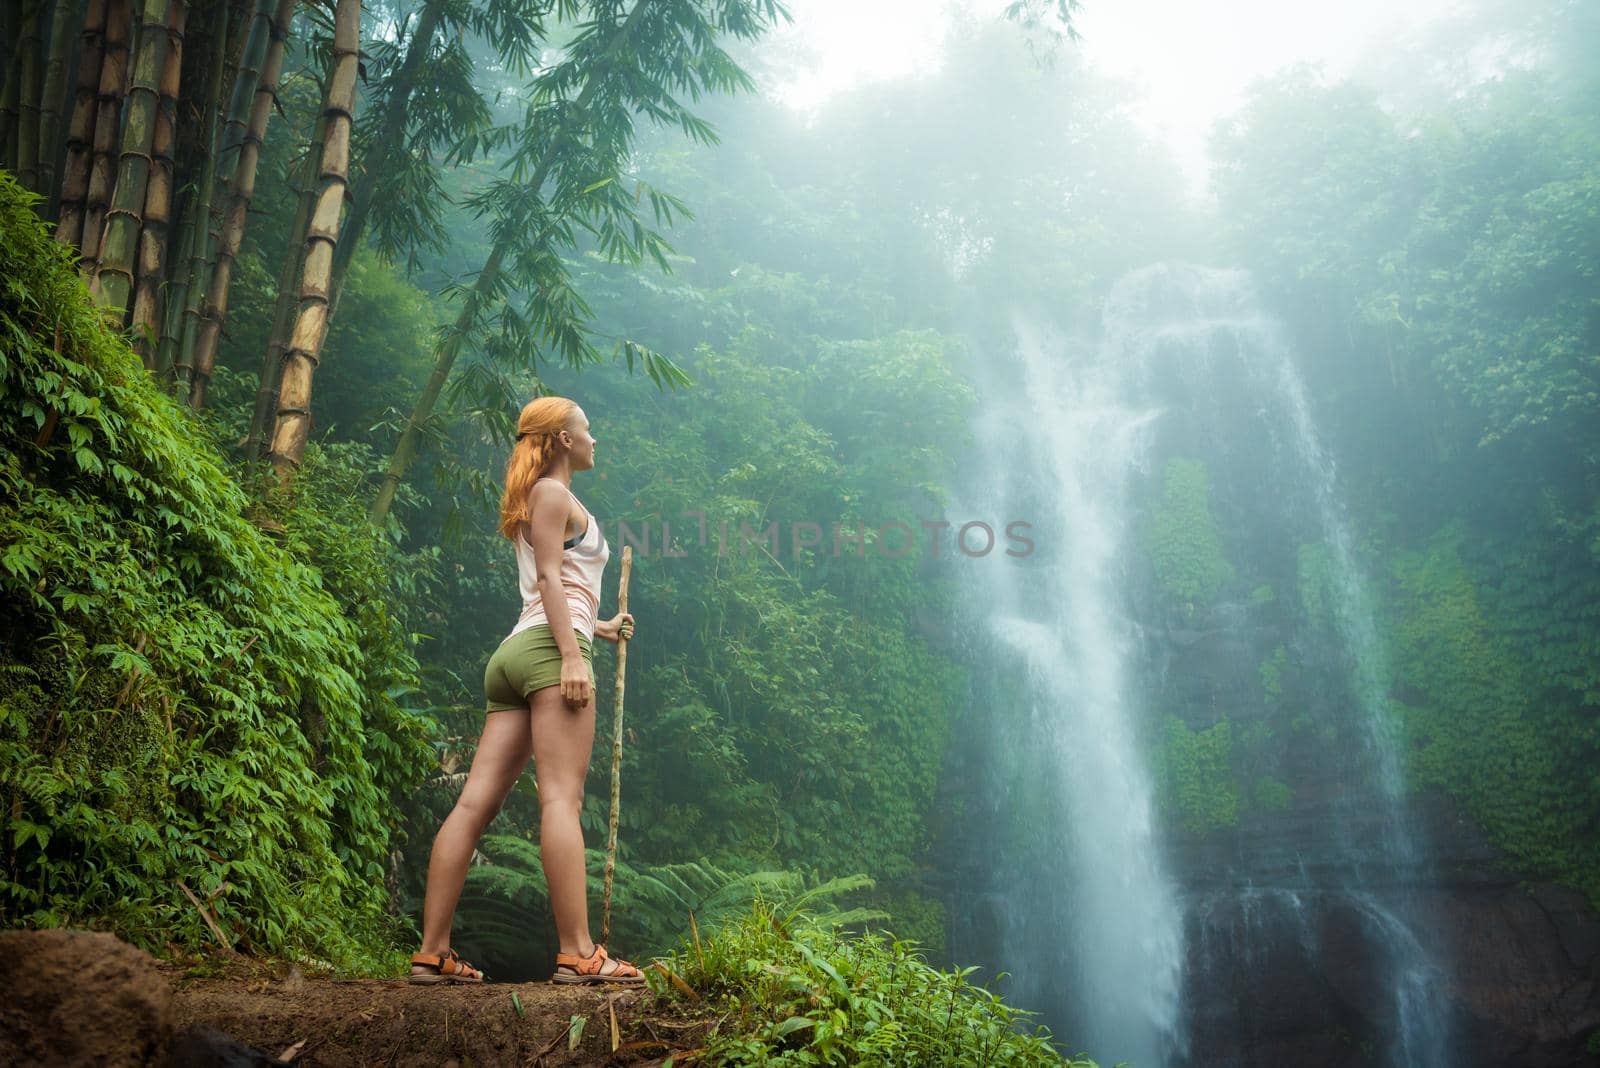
[601,545,632,944]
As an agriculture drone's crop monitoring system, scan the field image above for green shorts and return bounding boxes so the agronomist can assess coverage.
[484,624,595,712]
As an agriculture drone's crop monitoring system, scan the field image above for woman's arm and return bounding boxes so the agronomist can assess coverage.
[527,482,591,706]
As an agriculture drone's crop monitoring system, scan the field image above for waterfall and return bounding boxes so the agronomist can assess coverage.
[950,262,1454,1066]
[951,308,1185,1067]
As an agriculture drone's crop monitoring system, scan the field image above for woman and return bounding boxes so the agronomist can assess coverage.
[408,396,644,986]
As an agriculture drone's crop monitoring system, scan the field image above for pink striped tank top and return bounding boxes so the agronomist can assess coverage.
[510,478,610,640]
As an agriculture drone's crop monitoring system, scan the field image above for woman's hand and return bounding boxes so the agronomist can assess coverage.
[596,612,635,644]
[560,653,593,707]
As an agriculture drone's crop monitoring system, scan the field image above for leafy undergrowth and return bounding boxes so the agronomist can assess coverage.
[159,895,1107,1066]
[647,899,1102,1066]
[0,170,432,969]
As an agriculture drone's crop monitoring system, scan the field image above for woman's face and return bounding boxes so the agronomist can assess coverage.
[563,408,597,470]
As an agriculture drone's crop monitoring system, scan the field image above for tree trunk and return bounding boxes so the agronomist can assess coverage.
[169,0,230,391]
[56,0,108,250]
[172,164,222,391]
[267,0,359,477]
[218,0,274,166]
[129,0,185,359]
[82,0,133,271]
[14,2,44,190]
[369,0,655,526]
[91,0,173,320]
[326,0,443,319]
[154,200,194,374]
[0,4,18,165]
[220,0,255,116]
[152,2,223,374]
[188,0,293,409]
[245,109,323,456]
[36,0,80,211]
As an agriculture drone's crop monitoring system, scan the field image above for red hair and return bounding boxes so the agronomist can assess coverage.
[499,396,577,540]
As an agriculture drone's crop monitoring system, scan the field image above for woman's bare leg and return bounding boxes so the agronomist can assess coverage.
[415,708,533,965]
[530,684,598,956]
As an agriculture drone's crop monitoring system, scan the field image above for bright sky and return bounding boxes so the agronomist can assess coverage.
[764,0,1465,196]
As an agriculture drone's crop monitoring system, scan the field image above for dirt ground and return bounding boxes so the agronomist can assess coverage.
[165,959,720,1067]
[0,930,722,1066]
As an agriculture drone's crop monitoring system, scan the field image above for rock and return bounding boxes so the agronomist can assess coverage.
[0,928,174,1064]
[1169,791,1600,1067]
[168,1026,288,1067]
[1413,883,1600,1066]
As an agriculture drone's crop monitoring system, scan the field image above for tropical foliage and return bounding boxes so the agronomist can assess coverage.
[652,890,1097,1066]
[1,0,1598,1061]
[0,173,432,969]
[1207,0,1600,900]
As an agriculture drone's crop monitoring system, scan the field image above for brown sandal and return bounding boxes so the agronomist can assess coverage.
[409,948,485,984]
[551,943,645,986]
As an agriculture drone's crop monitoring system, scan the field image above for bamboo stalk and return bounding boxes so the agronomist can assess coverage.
[325,0,444,318]
[36,0,80,210]
[56,0,108,249]
[169,0,230,391]
[91,0,174,319]
[601,545,634,946]
[82,0,132,271]
[218,0,274,168]
[175,169,225,387]
[152,0,226,374]
[220,0,255,118]
[14,2,44,189]
[153,199,194,374]
[0,4,20,169]
[266,0,360,476]
[245,107,325,456]
[0,31,23,176]
[129,0,185,359]
[188,0,293,409]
